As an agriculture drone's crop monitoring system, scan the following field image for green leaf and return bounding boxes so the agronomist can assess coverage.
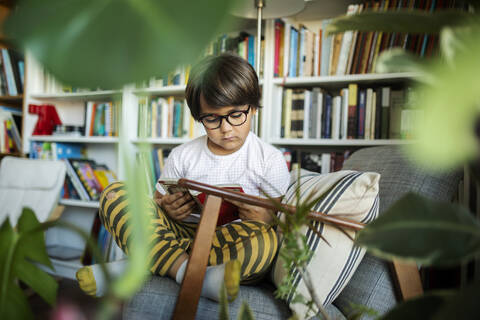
[13,256,58,306]
[404,25,480,170]
[356,193,480,266]
[218,285,229,320]
[382,291,453,320]
[112,140,152,297]
[434,281,480,320]
[0,209,58,316]
[326,10,473,36]
[5,282,34,320]
[375,49,430,76]
[5,0,236,89]
[237,301,255,320]
[16,208,53,268]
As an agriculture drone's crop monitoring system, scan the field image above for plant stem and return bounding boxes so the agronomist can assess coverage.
[296,265,330,320]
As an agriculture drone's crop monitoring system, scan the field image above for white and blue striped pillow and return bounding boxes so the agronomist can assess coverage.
[272,169,380,319]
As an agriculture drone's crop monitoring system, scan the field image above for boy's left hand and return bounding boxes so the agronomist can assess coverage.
[227,199,274,225]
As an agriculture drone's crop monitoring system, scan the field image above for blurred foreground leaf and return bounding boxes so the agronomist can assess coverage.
[326,10,472,36]
[434,281,480,320]
[356,193,480,266]
[5,0,235,89]
[405,26,480,170]
[382,291,453,320]
[0,208,58,319]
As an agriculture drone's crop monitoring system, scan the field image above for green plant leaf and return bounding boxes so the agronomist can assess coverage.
[237,301,255,320]
[112,138,152,298]
[326,10,473,36]
[5,282,34,320]
[0,209,58,318]
[13,255,57,306]
[382,291,453,320]
[404,25,480,170]
[356,193,480,266]
[434,281,480,320]
[16,208,53,268]
[218,285,229,320]
[5,0,236,89]
[375,48,430,76]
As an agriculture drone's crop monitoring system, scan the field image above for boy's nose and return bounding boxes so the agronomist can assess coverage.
[219,118,233,132]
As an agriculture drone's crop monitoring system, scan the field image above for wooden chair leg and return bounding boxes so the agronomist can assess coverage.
[391,259,423,300]
[173,195,222,320]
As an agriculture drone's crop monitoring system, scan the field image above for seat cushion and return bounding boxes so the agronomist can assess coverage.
[123,276,345,320]
[271,169,380,319]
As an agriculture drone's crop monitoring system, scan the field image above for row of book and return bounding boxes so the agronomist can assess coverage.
[29,141,117,201]
[279,85,417,140]
[137,96,205,139]
[137,147,172,195]
[0,48,24,96]
[146,30,264,88]
[84,101,121,137]
[0,106,22,153]
[274,0,461,78]
[281,148,352,174]
[205,31,264,74]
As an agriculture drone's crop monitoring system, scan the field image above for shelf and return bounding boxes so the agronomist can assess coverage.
[59,199,100,208]
[132,137,191,145]
[272,72,420,87]
[133,85,186,96]
[0,94,23,104]
[29,135,119,143]
[269,138,416,146]
[30,90,122,101]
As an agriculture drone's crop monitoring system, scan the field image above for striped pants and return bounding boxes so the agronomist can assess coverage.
[99,182,278,283]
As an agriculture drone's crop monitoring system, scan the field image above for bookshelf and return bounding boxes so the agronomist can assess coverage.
[0,4,25,160]
[20,0,429,279]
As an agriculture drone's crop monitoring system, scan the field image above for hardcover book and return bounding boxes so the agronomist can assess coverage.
[157,178,244,226]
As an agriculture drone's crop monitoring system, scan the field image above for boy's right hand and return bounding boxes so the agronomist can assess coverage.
[154,191,197,221]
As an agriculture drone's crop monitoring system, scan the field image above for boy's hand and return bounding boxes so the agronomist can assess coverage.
[154,190,196,221]
[227,199,274,225]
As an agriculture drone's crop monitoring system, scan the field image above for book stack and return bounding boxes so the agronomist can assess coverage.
[137,96,205,139]
[279,85,417,140]
[84,101,121,137]
[0,49,24,96]
[0,107,22,153]
[273,0,460,77]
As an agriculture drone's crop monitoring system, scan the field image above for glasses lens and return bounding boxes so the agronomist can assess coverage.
[201,116,221,129]
[227,111,247,126]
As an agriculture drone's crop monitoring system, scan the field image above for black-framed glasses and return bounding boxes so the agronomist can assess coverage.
[199,105,251,130]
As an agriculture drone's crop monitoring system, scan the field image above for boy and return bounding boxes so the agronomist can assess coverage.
[77,53,290,302]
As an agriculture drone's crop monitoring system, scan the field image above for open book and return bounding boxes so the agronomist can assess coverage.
[157,178,244,226]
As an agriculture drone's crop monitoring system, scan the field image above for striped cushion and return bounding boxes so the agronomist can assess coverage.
[271,169,380,319]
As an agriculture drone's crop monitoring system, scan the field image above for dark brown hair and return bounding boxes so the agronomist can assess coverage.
[185,53,261,120]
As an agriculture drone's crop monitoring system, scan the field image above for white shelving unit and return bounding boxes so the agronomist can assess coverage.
[22,10,418,279]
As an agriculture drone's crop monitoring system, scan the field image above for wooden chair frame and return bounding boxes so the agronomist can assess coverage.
[172,179,422,319]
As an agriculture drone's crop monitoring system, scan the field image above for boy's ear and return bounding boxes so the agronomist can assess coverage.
[251,107,257,116]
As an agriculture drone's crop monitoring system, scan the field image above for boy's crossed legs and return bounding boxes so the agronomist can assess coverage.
[77,182,278,301]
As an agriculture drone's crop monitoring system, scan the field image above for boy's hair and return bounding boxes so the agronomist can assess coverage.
[185,53,261,120]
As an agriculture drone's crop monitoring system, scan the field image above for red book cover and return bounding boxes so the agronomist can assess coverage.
[158,179,244,226]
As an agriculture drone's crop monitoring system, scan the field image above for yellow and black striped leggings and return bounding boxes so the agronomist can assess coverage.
[99,181,278,283]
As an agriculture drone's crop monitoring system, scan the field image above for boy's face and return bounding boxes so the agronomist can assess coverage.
[199,95,256,155]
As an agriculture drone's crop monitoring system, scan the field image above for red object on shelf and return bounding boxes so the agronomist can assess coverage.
[28,104,62,135]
